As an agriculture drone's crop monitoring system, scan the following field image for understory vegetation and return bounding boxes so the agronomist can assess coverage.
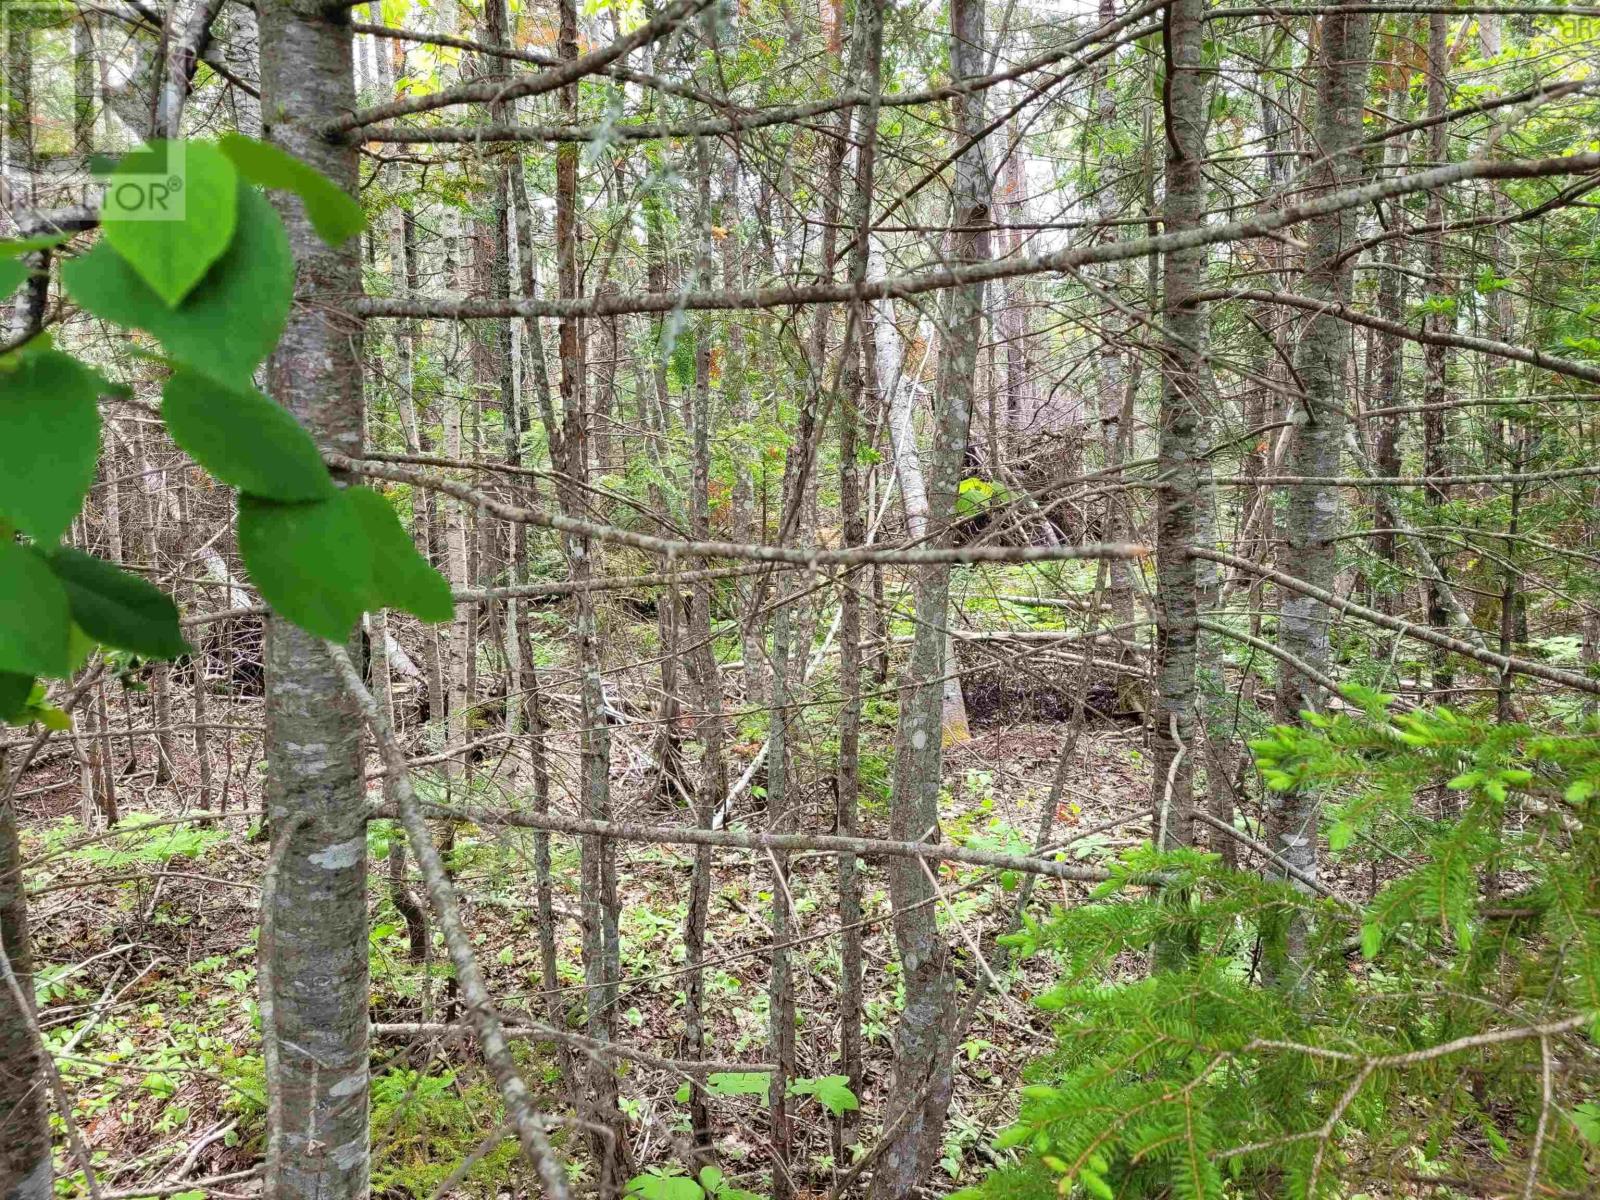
[2,0,1599,1198]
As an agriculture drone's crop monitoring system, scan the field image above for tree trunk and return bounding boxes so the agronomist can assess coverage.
[257,4,370,1195]
[1148,0,1209,972]
[1422,10,1454,698]
[0,786,50,1200]
[553,0,629,1189]
[871,0,989,1190]
[1267,0,1373,975]
[835,0,883,1156]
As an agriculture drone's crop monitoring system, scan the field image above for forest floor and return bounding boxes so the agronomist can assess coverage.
[14,669,1156,1199]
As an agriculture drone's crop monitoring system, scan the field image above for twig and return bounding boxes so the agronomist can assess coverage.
[327,643,573,1200]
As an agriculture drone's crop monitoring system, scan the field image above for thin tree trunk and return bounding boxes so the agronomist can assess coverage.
[257,4,370,1195]
[834,0,883,1157]
[875,246,970,743]
[1093,0,1134,626]
[1148,0,1209,972]
[1422,10,1454,698]
[0,776,51,1200]
[553,0,629,1188]
[1267,0,1373,975]
[679,138,728,1160]
[872,0,989,1190]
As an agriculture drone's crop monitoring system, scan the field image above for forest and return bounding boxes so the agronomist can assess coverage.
[2,0,1600,1197]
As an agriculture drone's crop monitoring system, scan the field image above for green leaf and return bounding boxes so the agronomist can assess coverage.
[703,1071,771,1102]
[786,1074,859,1117]
[44,547,188,659]
[36,702,71,731]
[344,487,452,622]
[0,672,32,722]
[1570,1101,1600,1145]
[955,476,995,518]
[237,492,374,641]
[219,134,365,246]
[0,234,70,258]
[0,349,104,542]
[161,370,334,502]
[625,1174,703,1200]
[101,141,239,307]
[0,259,27,296]
[63,182,292,387]
[0,540,72,677]
[697,1167,723,1195]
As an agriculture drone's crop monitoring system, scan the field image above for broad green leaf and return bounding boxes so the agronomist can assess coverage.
[219,134,365,246]
[63,183,292,386]
[0,672,32,722]
[697,1167,723,1195]
[101,141,238,307]
[0,677,70,730]
[1571,1101,1600,1145]
[786,1074,858,1117]
[625,1175,702,1200]
[0,540,72,677]
[45,547,189,659]
[703,1071,771,1101]
[0,259,26,296]
[238,492,373,641]
[0,349,104,542]
[345,486,452,622]
[162,370,334,502]
[65,622,96,674]
[36,702,71,731]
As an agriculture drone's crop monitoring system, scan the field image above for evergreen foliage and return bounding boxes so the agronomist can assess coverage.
[971,692,1600,1199]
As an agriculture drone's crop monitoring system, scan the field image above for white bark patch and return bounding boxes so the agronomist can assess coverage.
[329,1069,368,1098]
[331,1135,367,1170]
[911,729,928,751]
[308,836,366,870]
[282,741,336,772]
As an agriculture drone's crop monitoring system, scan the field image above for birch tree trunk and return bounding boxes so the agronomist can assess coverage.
[874,245,970,743]
[257,2,370,1196]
